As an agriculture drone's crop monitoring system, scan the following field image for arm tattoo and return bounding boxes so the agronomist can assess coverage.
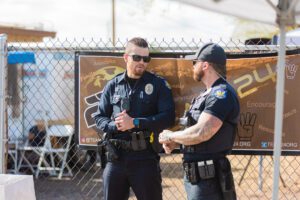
[170,113,222,146]
[197,120,216,142]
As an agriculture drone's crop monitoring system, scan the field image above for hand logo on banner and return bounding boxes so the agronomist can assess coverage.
[238,112,257,141]
[286,63,298,80]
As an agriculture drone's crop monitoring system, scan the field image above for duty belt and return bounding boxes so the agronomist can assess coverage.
[183,145,228,158]
[110,131,150,151]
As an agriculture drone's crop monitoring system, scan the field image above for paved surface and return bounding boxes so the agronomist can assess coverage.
[19,154,300,200]
[34,168,103,200]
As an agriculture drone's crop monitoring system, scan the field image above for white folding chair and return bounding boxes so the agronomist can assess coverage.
[17,139,43,174]
[17,110,49,174]
[7,140,20,174]
[35,125,74,179]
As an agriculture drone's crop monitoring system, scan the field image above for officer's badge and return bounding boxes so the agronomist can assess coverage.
[145,83,154,95]
[164,80,171,89]
[214,88,227,99]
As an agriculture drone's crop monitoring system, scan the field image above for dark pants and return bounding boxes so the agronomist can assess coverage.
[184,175,223,200]
[103,158,162,200]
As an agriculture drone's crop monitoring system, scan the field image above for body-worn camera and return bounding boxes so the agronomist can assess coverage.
[179,111,193,127]
[121,97,130,111]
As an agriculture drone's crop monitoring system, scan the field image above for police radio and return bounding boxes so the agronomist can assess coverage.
[179,111,189,127]
[121,97,130,111]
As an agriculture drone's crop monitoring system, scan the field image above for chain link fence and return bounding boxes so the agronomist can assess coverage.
[3,38,300,200]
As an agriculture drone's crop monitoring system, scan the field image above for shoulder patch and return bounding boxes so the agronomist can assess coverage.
[213,87,227,99]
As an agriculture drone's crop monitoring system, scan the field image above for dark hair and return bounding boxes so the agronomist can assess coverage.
[127,37,149,48]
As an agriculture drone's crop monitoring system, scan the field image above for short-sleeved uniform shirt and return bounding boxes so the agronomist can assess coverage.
[184,78,240,162]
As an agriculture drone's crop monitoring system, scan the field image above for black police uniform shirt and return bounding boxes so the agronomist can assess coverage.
[94,71,175,159]
[183,78,240,162]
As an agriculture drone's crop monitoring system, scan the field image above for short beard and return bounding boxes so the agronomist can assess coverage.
[194,70,204,82]
[135,65,145,75]
[133,71,144,78]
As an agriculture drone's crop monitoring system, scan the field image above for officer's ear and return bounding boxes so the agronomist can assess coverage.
[123,54,129,63]
[202,62,209,70]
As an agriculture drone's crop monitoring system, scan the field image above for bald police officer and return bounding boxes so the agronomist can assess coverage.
[94,37,175,200]
[159,43,240,200]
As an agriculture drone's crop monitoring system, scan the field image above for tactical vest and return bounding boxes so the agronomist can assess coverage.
[183,84,239,162]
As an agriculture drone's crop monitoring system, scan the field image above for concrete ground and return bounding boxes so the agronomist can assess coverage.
[30,154,300,200]
[34,169,103,200]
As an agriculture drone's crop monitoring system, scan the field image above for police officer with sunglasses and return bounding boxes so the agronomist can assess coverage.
[94,37,175,200]
[159,43,240,200]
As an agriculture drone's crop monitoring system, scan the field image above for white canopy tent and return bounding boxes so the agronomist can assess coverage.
[277,27,300,45]
[172,0,300,199]
[172,0,300,25]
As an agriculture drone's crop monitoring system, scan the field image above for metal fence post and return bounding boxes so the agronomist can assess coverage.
[0,34,7,173]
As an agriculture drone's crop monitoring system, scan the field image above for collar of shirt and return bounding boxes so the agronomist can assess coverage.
[211,77,226,87]
[198,78,225,97]
[116,71,152,84]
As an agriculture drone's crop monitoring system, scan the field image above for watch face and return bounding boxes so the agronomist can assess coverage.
[134,118,139,126]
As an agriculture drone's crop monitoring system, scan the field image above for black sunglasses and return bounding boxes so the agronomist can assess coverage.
[129,54,151,63]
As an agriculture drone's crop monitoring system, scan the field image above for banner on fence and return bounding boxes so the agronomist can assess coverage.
[75,52,300,154]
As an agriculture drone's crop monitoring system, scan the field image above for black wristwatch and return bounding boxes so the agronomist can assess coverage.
[133,118,140,128]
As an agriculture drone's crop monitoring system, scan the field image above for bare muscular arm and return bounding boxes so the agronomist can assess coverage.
[160,112,223,146]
